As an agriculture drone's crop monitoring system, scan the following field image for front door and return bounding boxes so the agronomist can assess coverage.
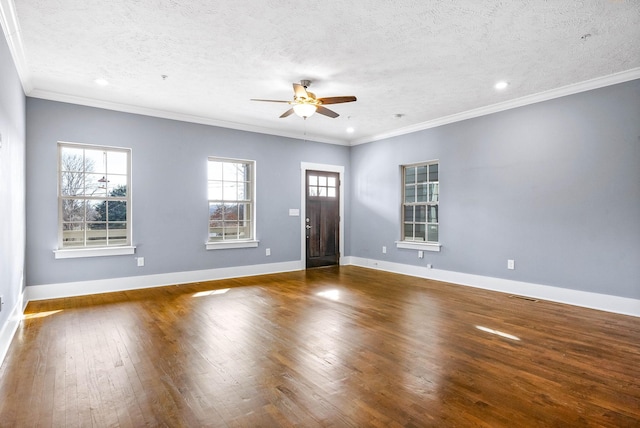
[305,170,340,268]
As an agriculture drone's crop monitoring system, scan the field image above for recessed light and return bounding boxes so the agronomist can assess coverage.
[94,78,109,86]
[346,127,355,134]
[494,81,509,90]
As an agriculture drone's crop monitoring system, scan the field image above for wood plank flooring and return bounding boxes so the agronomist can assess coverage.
[1,266,639,427]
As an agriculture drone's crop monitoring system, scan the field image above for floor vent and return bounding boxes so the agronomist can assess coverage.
[509,295,539,302]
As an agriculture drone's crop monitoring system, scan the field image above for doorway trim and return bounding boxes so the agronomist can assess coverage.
[300,162,345,267]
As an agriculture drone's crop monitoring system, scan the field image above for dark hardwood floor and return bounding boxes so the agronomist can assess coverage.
[1,266,639,427]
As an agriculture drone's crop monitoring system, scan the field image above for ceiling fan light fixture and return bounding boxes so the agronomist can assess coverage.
[293,103,317,118]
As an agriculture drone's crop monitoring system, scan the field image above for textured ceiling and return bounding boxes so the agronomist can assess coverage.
[3,0,640,144]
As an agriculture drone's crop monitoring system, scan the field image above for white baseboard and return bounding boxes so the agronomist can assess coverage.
[0,289,27,368]
[26,260,304,301]
[344,256,640,318]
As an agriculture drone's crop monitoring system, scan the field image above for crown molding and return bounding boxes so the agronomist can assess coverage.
[350,68,640,146]
[0,0,31,93]
[28,88,349,146]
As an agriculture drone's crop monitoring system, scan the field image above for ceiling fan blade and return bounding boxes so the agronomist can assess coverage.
[279,108,295,118]
[316,106,339,118]
[293,83,309,99]
[250,98,291,103]
[317,96,357,105]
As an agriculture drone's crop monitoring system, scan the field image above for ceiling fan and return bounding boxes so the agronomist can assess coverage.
[251,80,357,119]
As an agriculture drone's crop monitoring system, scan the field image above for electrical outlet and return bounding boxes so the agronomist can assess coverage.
[137,257,145,267]
[382,246,386,254]
[507,259,515,270]
[266,248,271,256]
[418,250,424,259]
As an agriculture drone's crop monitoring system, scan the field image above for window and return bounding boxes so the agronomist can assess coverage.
[308,173,337,198]
[206,157,257,249]
[55,142,133,258]
[398,161,440,251]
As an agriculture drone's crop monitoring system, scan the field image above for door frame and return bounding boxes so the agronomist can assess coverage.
[300,162,345,267]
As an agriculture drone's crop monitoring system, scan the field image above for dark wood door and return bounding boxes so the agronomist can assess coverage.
[305,170,340,268]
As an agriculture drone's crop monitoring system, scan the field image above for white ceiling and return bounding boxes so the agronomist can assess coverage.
[2,0,640,145]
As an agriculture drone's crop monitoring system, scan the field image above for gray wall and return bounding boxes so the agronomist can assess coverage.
[0,33,26,328]
[26,99,350,286]
[350,79,640,299]
[22,78,640,300]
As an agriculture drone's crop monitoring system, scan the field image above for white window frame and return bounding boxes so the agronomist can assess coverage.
[54,142,135,259]
[206,157,258,250]
[396,160,441,252]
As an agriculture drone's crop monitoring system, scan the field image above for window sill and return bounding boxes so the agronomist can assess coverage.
[395,241,441,252]
[54,246,136,259]
[206,240,259,250]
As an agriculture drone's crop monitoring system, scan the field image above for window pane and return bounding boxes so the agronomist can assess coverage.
[87,200,103,221]
[224,203,239,220]
[242,164,251,182]
[85,149,106,174]
[107,176,127,196]
[404,206,414,222]
[319,176,327,186]
[404,223,414,240]
[428,225,439,242]
[62,223,84,247]
[60,147,84,172]
[417,166,427,183]
[84,174,107,197]
[416,184,428,203]
[404,167,416,184]
[415,224,426,241]
[223,221,239,239]
[62,199,85,222]
[327,187,336,198]
[238,221,251,239]
[318,187,327,197]
[209,229,223,240]
[61,172,84,196]
[428,205,438,223]
[107,151,127,175]
[223,182,238,200]
[223,163,240,181]
[429,164,438,182]
[404,185,415,203]
[107,201,127,222]
[108,223,128,244]
[328,177,336,187]
[237,182,250,200]
[309,175,317,185]
[86,223,107,246]
[429,183,439,202]
[208,181,223,200]
[415,205,426,222]
[235,203,251,221]
[209,203,224,221]
[309,186,318,197]
[208,161,222,180]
